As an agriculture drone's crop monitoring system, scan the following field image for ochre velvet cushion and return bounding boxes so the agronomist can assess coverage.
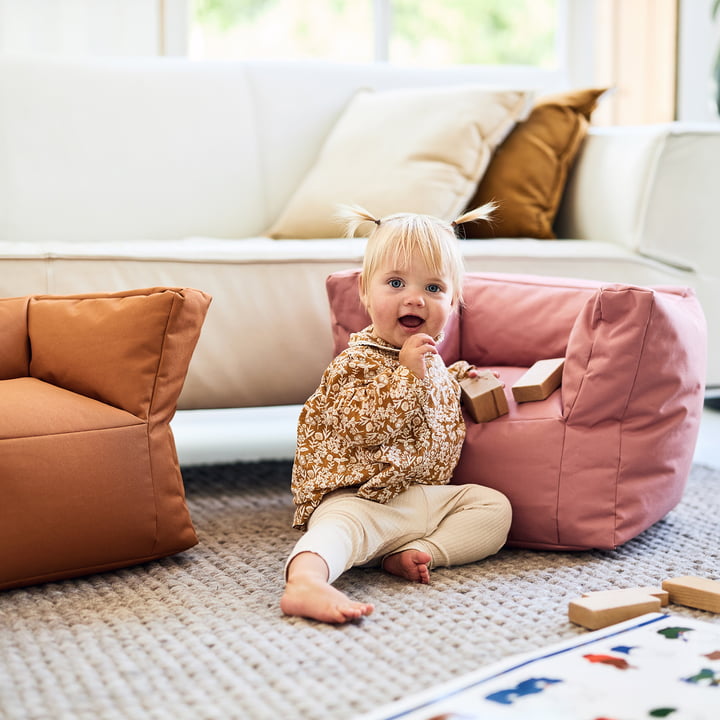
[0,287,212,591]
[269,86,533,239]
[462,88,607,239]
[325,270,706,551]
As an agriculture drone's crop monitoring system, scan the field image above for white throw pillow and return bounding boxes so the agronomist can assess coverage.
[268,85,533,239]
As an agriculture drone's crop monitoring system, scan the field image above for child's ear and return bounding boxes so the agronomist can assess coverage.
[358,275,368,307]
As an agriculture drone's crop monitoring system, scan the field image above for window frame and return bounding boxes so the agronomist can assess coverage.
[166,0,594,92]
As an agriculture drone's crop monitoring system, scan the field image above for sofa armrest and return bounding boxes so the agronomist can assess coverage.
[556,123,720,275]
[28,287,211,420]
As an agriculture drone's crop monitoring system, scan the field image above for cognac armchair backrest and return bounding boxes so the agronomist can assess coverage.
[1,287,211,422]
[27,287,211,422]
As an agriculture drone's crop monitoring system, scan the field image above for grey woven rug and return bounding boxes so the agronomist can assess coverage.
[1,462,719,720]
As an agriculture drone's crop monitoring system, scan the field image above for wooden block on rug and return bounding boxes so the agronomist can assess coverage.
[582,587,669,606]
[662,576,720,613]
[460,373,508,423]
[511,358,565,403]
[568,589,662,630]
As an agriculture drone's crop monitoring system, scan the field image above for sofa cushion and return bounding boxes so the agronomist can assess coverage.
[269,85,532,239]
[0,58,265,241]
[463,87,607,239]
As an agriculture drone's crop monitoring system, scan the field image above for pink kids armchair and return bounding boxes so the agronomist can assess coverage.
[0,287,211,590]
[327,270,706,551]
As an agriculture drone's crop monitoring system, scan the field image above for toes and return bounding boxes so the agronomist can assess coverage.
[334,602,373,623]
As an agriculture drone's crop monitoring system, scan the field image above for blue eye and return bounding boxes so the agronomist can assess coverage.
[389,278,403,288]
[427,284,442,293]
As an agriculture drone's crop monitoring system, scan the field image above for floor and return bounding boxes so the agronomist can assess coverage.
[172,403,720,471]
[694,404,720,469]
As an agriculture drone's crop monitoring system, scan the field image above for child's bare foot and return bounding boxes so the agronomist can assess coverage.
[281,552,374,624]
[382,549,431,584]
[281,577,374,624]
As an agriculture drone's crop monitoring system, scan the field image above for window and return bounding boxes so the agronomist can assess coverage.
[189,0,560,70]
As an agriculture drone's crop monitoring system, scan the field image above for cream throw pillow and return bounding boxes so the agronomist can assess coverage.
[268,85,533,239]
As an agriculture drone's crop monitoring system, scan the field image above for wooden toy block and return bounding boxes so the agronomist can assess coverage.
[662,576,720,613]
[460,372,508,423]
[511,357,565,403]
[582,586,669,606]
[568,589,662,630]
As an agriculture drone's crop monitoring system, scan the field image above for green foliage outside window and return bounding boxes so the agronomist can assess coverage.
[191,0,557,67]
[390,0,556,66]
[194,0,278,29]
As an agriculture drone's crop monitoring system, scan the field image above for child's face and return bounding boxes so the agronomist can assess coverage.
[361,255,455,349]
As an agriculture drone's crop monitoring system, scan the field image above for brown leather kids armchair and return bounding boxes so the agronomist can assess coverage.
[0,287,211,590]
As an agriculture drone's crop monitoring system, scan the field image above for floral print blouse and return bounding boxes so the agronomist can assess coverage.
[291,326,474,530]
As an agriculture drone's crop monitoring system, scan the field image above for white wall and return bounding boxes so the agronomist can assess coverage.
[677,0,720,122]
[0,0,187,57]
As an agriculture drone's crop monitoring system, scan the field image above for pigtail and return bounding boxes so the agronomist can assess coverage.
[452,200,497,229]
[335,204,382,238]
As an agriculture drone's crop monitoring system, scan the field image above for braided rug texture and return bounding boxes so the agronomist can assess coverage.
[1,462,719,720]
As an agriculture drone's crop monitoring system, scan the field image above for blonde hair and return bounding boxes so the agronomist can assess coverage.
[336,202,495,307]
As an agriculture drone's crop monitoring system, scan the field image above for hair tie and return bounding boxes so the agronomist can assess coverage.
[451,220,458,228]
[374,218,381,226]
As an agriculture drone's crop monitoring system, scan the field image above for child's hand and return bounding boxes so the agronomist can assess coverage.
[399,333,437,379]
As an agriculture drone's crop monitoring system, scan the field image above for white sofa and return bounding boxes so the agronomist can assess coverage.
[1,56,718,409]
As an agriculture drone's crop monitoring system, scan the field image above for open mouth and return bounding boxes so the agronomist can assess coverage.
[398,315,424,329]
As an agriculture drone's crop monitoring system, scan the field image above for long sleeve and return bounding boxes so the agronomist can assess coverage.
[447,360,474,382]
[321,354,427,447]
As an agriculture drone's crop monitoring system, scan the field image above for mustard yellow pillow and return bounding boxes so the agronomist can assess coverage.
[268,85,533,239]
[463,88,607,239]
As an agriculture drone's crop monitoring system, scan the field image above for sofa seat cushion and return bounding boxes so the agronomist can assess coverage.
[0,238,699,411]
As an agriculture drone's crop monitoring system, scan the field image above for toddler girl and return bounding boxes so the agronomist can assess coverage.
[281,204,512,623]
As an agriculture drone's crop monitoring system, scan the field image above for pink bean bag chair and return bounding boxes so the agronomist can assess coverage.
[326,271,706,550]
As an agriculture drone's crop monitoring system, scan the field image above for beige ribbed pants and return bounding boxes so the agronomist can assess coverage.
[287,483,512,583]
